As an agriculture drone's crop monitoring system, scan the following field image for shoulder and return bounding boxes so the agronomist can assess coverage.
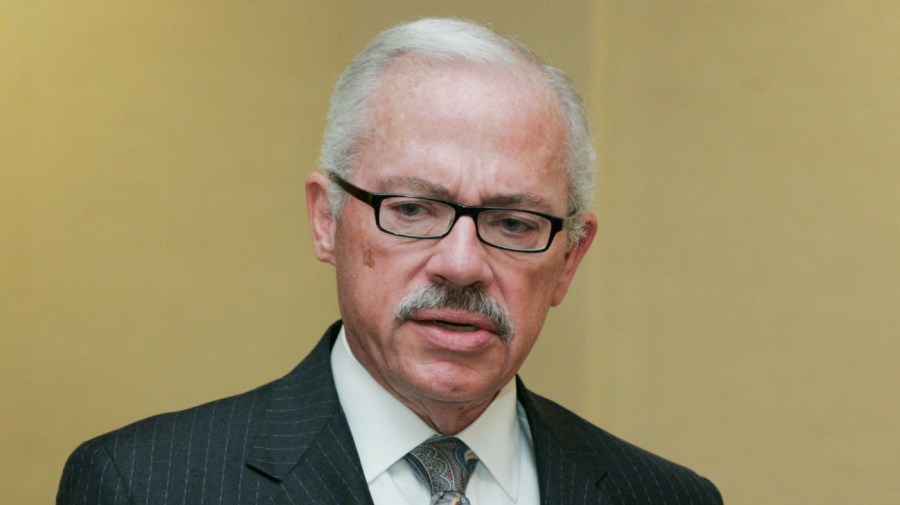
[58,379,276,504]
[89,379,273,459]
[58,323,342,504]
[520,386,723,504]
[61,322,340,471]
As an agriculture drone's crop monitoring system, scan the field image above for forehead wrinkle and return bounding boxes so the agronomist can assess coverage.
[374,175,453,199]
[373,175,556,213]
[480,193,554,213]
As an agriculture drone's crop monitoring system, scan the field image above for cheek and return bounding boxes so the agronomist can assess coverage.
[499,259,566,324]
[333,217,421,311]
[334,211,379,271]
[363,248,375,269]
[333,220,378,310]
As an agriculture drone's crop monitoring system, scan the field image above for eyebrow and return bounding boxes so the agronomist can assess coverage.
[377,175,557,213]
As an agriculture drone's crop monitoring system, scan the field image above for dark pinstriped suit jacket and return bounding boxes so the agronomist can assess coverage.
[58,321,722,504]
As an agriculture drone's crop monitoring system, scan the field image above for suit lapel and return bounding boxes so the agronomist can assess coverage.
[518,377,610,505]
[243,325,609,505]
[263,417,374,505]
[245,322,374,505]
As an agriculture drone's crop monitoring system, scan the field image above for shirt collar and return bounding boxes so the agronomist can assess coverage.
[456,372,521,501]
[331,326,522,500]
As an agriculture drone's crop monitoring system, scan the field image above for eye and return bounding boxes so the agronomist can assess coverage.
[484,212,542,235]
[383,198,441,220]
[498,217,532,233]
[395,202,427,217]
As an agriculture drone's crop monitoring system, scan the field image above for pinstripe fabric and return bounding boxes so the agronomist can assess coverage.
[518,377,722,504]
[58,321,722,505]
[58,322,370,505]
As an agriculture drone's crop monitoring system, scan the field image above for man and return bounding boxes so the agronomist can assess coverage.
[58,18,722,505]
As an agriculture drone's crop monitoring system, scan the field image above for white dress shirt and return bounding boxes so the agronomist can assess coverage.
[331,327,540,505]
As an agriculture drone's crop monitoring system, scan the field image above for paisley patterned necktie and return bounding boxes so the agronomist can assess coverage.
[404,435,480,505]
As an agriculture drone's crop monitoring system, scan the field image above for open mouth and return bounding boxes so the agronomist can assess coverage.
[432,320,479,332]
[393,284,514,342]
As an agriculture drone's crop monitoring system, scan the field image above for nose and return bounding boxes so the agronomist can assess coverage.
[424,216,495,289]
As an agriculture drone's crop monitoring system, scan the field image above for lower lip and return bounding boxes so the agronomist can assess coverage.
[409,320,498,353]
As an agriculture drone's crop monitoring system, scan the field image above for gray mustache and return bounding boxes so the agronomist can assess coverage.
[394,284,515,343]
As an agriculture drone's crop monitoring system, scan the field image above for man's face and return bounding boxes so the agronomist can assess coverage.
[307,61,595,424]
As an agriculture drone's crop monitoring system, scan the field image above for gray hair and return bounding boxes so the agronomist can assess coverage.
[319,18,596,246]
[394,283,515,343]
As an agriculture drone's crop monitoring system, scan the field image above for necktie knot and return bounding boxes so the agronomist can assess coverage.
[404,435,479,505]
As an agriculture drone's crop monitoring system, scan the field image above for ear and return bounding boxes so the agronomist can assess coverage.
[551,212,597,306]
[305,172,337,265]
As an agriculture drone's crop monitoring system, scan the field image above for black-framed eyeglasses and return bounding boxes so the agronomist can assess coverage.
[330,174,574,253]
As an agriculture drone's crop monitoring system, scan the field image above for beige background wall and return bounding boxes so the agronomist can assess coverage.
[2,2,897,504]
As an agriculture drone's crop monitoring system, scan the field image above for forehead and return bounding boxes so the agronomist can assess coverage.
[358,59,569,211]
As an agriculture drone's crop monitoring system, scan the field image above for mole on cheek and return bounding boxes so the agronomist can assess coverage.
[363,248,375,268]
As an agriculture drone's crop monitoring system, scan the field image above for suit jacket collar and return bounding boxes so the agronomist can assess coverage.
[517,376,610,504]
[246,322,607,505]
[246,321,374,505]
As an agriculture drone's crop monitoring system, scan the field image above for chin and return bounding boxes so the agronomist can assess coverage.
[415,368,500,403]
